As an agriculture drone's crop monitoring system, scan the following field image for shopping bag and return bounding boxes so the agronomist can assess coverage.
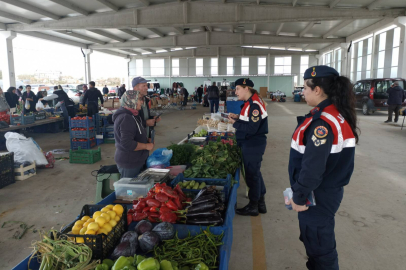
[146,148,173,168]
[25,101,30,110]
[36,101,45,110]
[5,132,48,165]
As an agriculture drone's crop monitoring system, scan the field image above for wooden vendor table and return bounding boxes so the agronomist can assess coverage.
[0,118,64,132]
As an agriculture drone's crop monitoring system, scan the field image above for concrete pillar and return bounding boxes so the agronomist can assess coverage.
[315,54,321,65]
[169,56,172,89]
[340,43,350,77]
[395,17,406,78]
[83,49,92,82]
[0,31,17,89]
[125,57,131,87]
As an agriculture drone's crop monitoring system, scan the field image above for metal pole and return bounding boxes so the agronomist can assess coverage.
[81,48,87,83]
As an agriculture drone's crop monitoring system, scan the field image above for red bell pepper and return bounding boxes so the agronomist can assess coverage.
[150,207,159,213]
[147,190,156,197]
[155,193,169,203]
[154,183,163,193]
[148,216,158,223]
[148,212,160,218]
[127,213,133,225]
[160,212,177,223]
[133,212,147,221]
[174,197,183,210]
[159,206,172,214]
[142,207,151,213]
[166,200,178,211]
[161,186,179,199]
[174,184,187,201]
[127,209,135,214]
[134,201,146,211]
[146,199,161,207]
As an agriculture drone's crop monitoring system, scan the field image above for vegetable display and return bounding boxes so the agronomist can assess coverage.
[192,129,208,137]
[178,181,206,190]
[166,144,197,166]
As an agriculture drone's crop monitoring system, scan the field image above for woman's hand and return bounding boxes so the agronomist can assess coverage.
[286,199,309,212]
[228,116,236,124]
[146,143,154,151]
[154,116,161,123]
[229,113,239,119]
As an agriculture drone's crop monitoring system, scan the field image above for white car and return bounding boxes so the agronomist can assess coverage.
[30,84,46,94]
[65,88,82,104]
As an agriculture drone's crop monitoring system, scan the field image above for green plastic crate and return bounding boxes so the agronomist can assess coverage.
[103,138,115,144]
[69,147,101,164]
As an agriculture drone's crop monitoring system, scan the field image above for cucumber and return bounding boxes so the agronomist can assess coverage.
[199,182,206,189]
[193,182,199,189]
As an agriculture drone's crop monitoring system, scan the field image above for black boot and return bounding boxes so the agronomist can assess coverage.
[258,196,267,214]
[236,201,259,216]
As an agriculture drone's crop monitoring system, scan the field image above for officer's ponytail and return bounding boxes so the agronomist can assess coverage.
[306,76,360,143]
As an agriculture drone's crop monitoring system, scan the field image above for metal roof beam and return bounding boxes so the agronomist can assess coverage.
[0,22,6,30]
[118,49,139,55]
[49,0,89,16]
[0,0,61,20]
[89,31,345,49]
[96,0,120,11]
[299,22,315,37]
[0,10,33,24]
[142,48,156,54]
[346,18,395,42]
[118,29,145,40]
[323,20,354,38]
[292,0,298,7]
[173,27,184,35]
[88,29,126,42]
[17,31,88,48]
[329,0,342,8]
[367,0,383,10]
[54,30,107,44]
[94,49,129,58]
[276,23,284,36]
[148,28,165,37]
[7,3,404,31]
[138,0,150,7]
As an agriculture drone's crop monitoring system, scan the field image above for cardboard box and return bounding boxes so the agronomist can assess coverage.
[260,87,268,98]
[104,100,113,108]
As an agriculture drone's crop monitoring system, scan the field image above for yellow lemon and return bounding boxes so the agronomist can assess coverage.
[87,218,95,223]
[81,216,91,222]
[72,225,82,234]
[106,204,114,210]
[107,210,117,219]
[82,221,91,228]
[79,227,87,235]
[85,229,96,235]
[76,237,84,243]
[87,222,99,232]
[101,213,111,222]
[74,220,85,227]
[113,205,124,215]
[115,216,120,222]
[103,223,112,232]
[109,219,117,227]
[93,211,102,219]
[97,229,108,235]
[95,217,106,227]
[101,207,110,213]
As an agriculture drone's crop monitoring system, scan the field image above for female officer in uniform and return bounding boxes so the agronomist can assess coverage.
[287,66,359,270]
[227,78,268,216]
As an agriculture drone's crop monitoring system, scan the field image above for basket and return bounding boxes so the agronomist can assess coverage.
[71,138,96,150]
[69,116,95,128]
[69,147,101,164]
[171,173,232,202]
[14,161,36,181]
[70,128,96,139]
[59,204,127,260]
[34,111,47,121]
[0,152,15,189]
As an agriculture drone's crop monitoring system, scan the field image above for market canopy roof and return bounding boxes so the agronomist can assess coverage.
[0,0,405,58]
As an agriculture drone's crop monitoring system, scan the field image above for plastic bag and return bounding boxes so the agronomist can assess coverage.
[25,101,30,110]
[5,132,48,165]
[146,148,173,168]
[36,101,45,110]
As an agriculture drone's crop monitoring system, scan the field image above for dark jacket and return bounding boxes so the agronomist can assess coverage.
[103,87,109,95]
[5,92,19,108]
[113,107,149,169]
[118,87,126,98]
[197,87,203,96]
[139,96,154,139]
[54,89,70,103]
[387,86,405,105]
[82,88,103,106]
[22,91,36,112]
[207,86,220,100]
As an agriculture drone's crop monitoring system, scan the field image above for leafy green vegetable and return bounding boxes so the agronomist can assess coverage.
[167,144,198,165]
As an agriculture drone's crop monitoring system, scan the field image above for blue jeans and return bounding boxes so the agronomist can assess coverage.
[118,166,143,178]
[210,99,219,113]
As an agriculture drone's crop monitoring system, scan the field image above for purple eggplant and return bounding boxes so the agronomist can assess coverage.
[186,216,223,225]
[191,195,218,205]
[186,210,221,219]
[195,186,217,200]
[185,202,216,214]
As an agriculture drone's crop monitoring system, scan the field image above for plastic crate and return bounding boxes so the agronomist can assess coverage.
[103,119,114,132]
[10,114,35,125]
[14,161,36,181]
[70,128,96,139]
[96,138,104,145]
[226,100,244,114]
[171,173,232,202]
[59,204,127,260]
[34,111,47,121]
[0,152,15,189]
[104,138,115,144]
[69,116,95,128]
[104,132,114,139]
[71,138,96,150]
[69,147,101,164]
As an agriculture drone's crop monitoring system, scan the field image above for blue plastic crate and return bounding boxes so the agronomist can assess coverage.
[96,138,104,145]
[104,132,114,139]
[70,128,96,139]
[70,139,96,150]
[10,114,35,125]
[226,100,244,114]
[69,116,95,128]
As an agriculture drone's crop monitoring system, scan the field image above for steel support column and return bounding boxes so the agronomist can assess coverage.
[0,31,17,89]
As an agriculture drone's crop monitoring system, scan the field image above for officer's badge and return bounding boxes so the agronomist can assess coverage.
[243,79,246,84]
[314,126,328,138]
[312,135,326,147]
[252,109,260,117]
[311,67,316,77]
[251,116,259,122]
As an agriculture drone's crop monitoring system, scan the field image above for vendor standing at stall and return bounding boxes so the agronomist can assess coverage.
[113,90,154,178]
[54,85,75,131]
[227,78,268,216]
[22,85,36,114]
[82,81,103,116]
[287,66,359,270]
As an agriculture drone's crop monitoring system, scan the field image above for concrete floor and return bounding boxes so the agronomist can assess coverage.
[1,100,405,270]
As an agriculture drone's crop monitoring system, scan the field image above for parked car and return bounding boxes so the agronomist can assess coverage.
[353,78,406,115]
[30,84,46,94]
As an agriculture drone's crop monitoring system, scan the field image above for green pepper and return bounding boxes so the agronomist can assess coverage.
[135,255,146,266]
[96,264,109,270]
[137,257,159,270]
[126,256,135,267]
[194,263,208,270]
[198,182,206,189]
[112,256,132,270]
[180,267,190,270]
[160,260,173,270]
[123,266,136,270]
[103,259,115,269]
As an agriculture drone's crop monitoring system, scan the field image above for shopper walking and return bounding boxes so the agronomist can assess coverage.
[118,84,127,99]
[385,81,405,123]
[207,82,220,113]
[82,81,103,116]
[0,87,10,115]
[22,85,36,114]
[197,85,203,104]
[103,85,109,95]
[287,66,359,270]
[113,90,154,178]
[5,87,19,113]
[227,78,268,216]
[54,85,75,131]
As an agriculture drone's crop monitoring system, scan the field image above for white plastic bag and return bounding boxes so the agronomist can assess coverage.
[25,101,30,110]
[5,132,48,165]
[36,101,45,110]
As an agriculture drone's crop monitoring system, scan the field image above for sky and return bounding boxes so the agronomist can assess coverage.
[0,35,127,79]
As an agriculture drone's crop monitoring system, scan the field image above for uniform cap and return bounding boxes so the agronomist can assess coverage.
[235,78,254,87]
[304,65,339,80]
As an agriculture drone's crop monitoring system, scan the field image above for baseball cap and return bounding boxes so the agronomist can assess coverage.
[132,77,150,87]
